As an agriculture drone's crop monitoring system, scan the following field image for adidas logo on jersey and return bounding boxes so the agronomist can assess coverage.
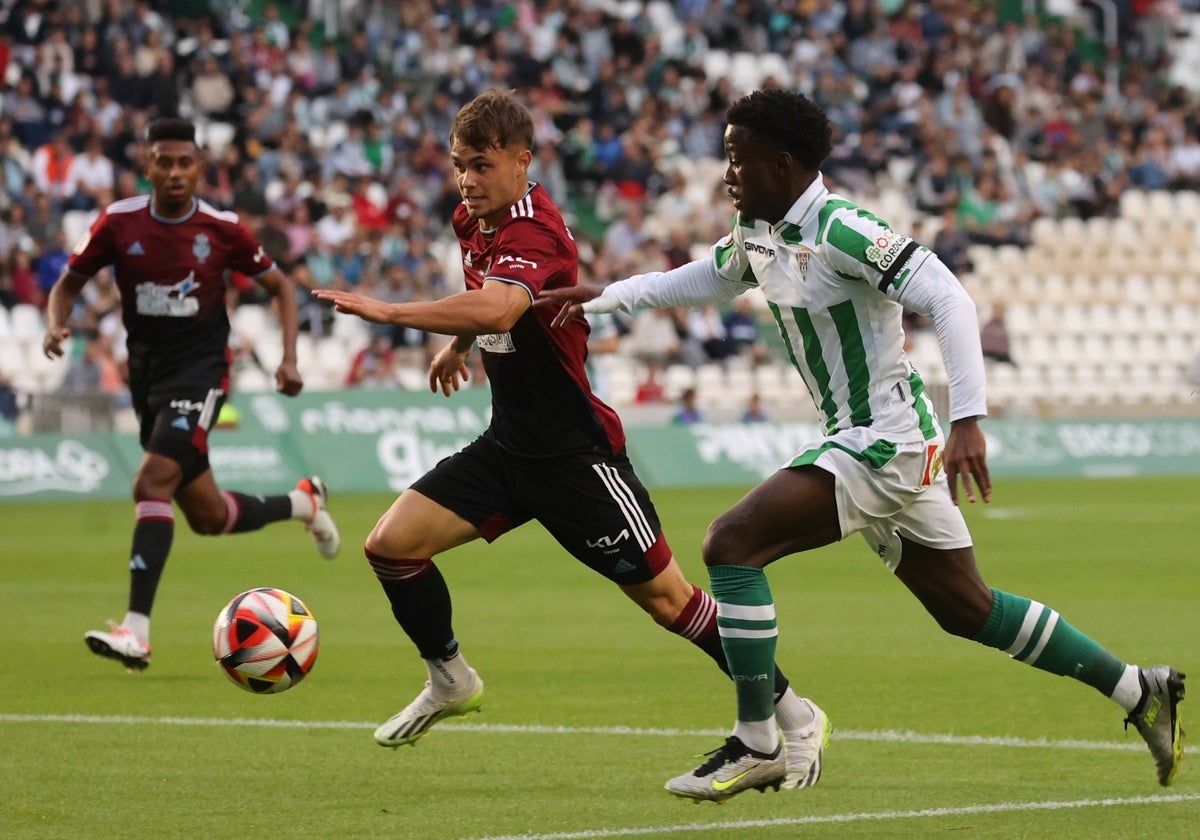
[127,241,145,255]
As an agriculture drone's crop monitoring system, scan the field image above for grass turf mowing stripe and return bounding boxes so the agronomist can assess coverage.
[466,794,1200,840]
[0,713,1149,751]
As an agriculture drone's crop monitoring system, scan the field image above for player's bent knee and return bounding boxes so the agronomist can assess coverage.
[700,520,751,568]
[184,509,226,535]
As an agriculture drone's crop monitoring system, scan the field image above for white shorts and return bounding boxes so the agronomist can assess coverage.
[786,427,973,572]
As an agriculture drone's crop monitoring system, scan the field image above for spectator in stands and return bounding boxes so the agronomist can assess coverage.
[932,207,973,275]
[8,74,49,148]
[232,160,269,218]
[683,303,733,366]
[36,230,71,298]
[626,307,683,368]
[913,152,959,215]
[315,195,357,253]
[957,173,1030,247]
[1168,125,1200,191]
[26,192,62,250]
[345,334,398,388]
[65,135,115,212]
[190,52,236,120]
[602,200,648,265]
[722,296,768,366]
[5,248,42,308]
[30,131,75,209]
[980,303,1016,367]
[741,392,768,423]
[672,387,703,425]
[0,370,19,429]
[634,359,668,404]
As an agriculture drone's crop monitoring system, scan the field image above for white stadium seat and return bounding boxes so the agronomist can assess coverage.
[9,304,43,339]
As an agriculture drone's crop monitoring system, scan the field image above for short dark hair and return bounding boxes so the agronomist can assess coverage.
[726,89,832,171]
[146,117,196,145]
[450,88,533,152]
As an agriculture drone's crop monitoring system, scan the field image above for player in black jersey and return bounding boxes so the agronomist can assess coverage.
[42,117,341,671]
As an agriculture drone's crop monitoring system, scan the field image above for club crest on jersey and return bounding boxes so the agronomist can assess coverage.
[193,233,211,264]
[796,247,811,278]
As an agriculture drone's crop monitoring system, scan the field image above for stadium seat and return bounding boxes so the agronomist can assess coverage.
[24,338,69,393]
[0,337,23,378]
[331,310,370,345]
[995,301,1027,334]
[234,366,274,393]
[729,52,763,92]
[316,336,350,385]
[232,304,270,340]
[1093,273,1122,303]
[62,209,98,249]
[663,363,695,400]
[702,49,731,82]
[9,304,43,339]
[201,121,236,155]
[1119,188,1149,219]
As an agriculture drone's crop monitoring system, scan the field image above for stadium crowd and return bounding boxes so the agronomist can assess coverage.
[1,0,1198,419]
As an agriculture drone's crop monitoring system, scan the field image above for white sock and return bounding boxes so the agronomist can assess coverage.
[1111,664,1144,713]
[774,689,816,733]
[122,611,150,644]
[733,718,778,754]
[425,651,475,696]
[288,489,315,521]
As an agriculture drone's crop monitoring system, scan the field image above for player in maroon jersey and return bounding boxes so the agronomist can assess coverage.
[311,90,828,788]
[42,118,341,672]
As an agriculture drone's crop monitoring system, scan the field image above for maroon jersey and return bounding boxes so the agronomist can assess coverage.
[453,182,625,459]
[67,195,274,378]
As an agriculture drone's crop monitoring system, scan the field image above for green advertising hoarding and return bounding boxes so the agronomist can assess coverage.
[2,388,1199,502]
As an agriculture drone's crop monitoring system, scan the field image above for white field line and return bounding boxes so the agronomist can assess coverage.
[467,794,1200,840]
[0,712,1145,751]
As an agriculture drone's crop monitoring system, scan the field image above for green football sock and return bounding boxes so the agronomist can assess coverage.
[709,565,778,723]
[973,588,1127,696]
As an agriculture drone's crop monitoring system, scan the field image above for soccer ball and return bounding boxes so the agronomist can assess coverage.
[212,587,319,694]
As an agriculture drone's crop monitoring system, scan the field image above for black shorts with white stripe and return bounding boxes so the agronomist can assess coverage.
[410,435,673,585]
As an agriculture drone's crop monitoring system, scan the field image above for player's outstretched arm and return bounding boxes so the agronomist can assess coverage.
[43,270,89,359]
[316,281,529,336]
[257,266,303,396]
[311,288,397,324]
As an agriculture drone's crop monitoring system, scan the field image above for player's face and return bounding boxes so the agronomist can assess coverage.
[146,139,203,217]
[450,137,532,230]
[722,125,792,225]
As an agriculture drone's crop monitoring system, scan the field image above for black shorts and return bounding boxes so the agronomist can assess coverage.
[130,355,229,486]
[411,436,673,585]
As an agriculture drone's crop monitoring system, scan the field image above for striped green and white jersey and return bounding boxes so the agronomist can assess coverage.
[711,175,944,442]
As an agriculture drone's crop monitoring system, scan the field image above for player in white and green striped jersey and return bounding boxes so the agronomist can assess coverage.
[541,88,1184,802]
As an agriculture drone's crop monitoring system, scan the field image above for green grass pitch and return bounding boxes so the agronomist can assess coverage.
[2,477,1197,839]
